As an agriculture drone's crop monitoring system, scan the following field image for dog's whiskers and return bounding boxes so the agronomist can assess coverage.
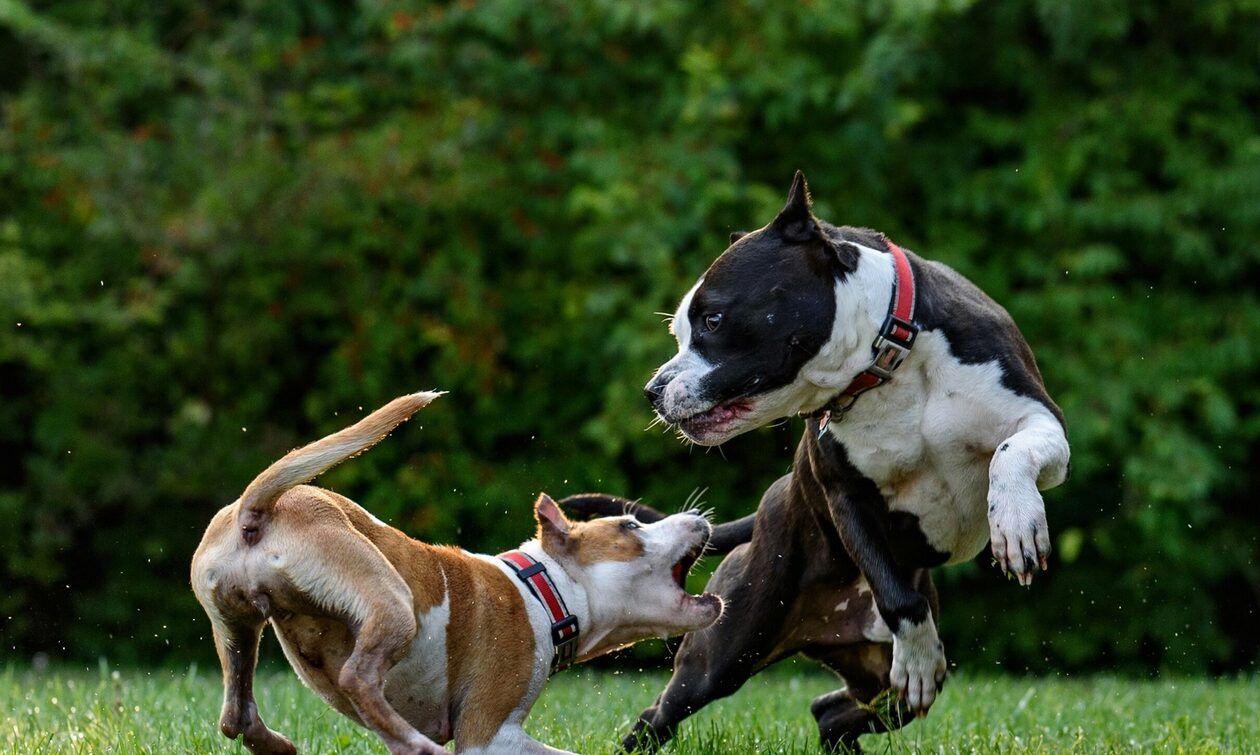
[681,487,709,514]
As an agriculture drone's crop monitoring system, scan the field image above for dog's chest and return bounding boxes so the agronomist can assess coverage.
[828,334,1027,563]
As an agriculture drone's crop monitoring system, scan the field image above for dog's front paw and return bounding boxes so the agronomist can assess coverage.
[889,618,947,716]
[988,486,1051,586]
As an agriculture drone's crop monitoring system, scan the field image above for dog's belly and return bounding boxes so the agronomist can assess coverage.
[383,594,453,741]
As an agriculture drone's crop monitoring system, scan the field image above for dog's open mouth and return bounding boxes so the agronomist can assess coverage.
[668,539,723,618]
[671,552,696,591]
[670,539,707,591]
[678,398,753,438]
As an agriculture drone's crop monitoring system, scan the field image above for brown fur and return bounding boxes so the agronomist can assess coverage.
[560,519,647,566]
[195,477,539,754]
[193,392,717,754]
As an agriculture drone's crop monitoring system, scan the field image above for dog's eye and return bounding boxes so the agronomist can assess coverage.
[620,520,641,531]
[704,313,723,332]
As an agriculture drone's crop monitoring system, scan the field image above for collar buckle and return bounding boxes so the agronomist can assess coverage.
[551,615,580,669]
[869,313,919,380]
[808,238,918,428]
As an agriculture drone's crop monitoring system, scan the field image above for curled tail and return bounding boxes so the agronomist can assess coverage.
[237,391,442,543]
[559,494,755,556]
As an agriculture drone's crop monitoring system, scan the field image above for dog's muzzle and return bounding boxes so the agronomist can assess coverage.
[643,373,671,413]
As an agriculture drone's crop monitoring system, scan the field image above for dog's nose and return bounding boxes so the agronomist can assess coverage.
[644,376,666,406]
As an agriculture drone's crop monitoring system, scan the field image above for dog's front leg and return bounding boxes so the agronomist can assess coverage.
[988,413,1070,586]
[823,485,946,716]
[457,725,576,755]
[807,430,944,719]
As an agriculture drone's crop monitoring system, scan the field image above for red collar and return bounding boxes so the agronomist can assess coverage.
[811,237,919,437]
[498,550,580,674]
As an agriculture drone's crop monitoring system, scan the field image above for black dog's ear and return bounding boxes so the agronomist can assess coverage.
[559,494,668,523]
[772,171,854,273]
[771,170,821,244]
[729,230,749,245]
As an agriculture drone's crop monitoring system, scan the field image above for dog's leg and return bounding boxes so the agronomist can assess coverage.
[280,521,444,755]
[212,618,297,755]
[988,414,1070,585]
[456,725,576,755]
[814,455,946,716]
[338,619,446,755]
[621,541,800,753]
[811,573,937,753]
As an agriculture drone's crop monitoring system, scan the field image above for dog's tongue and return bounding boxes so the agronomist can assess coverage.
[672,561,685,588]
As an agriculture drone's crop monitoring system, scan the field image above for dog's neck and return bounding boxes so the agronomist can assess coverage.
[802,242,907,394]
[506,540,602,660]
[508,540,654,664]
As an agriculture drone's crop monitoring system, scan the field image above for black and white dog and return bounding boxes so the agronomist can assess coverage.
[610,172,1070,751]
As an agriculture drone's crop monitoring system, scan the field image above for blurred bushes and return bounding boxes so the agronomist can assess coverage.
[1,0,1257,673]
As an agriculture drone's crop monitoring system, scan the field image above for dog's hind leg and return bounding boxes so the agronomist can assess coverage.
[810,571,938,753]
[810,645,910,754]
[277,517,445,755]
[212,617,297,755]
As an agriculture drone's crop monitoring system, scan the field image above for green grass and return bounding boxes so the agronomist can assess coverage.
[2,658,1257,753]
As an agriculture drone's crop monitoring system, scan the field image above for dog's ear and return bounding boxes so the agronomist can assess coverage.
[771,170,818,243]
[830,240,860,273]
[535,493,571,552]
[729,230,749,245]
[773,171,855,273]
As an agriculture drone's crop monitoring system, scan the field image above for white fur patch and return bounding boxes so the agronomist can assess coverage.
[889,614,946,713]
[461,724,577,755]
[655,279,717,421]
[384,572,451,732]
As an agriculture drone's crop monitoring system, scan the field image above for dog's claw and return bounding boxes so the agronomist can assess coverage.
[988,494,1051,586]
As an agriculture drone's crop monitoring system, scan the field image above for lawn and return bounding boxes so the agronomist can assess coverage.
[2,658,1257,754]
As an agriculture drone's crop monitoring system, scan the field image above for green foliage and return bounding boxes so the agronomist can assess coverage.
[1,0,1257,674]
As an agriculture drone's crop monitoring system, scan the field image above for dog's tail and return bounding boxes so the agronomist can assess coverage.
[236,391,443,542]
[558,494,755,556]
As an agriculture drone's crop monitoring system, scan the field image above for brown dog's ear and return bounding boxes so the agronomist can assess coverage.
[535,493,571,553]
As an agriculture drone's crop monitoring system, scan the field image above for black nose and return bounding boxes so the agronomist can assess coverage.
[644,376,666,405]
[640,373,670,408]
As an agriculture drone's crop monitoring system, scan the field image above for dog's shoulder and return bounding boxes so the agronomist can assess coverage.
[831,225,890,252]
[908,252,1064,427]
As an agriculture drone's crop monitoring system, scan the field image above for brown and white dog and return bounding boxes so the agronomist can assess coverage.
[191,391,721,755]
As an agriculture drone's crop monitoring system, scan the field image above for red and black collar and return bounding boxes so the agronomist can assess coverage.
[498,550,580,675]
[808,237,918,436]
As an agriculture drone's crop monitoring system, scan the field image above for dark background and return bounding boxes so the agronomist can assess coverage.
[1,0,1257,675]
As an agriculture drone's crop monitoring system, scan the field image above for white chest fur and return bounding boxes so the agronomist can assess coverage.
[384,585,453,737]
[827,331,1053,563]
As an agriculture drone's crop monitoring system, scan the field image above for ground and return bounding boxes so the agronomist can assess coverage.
[3,658,1257,753]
